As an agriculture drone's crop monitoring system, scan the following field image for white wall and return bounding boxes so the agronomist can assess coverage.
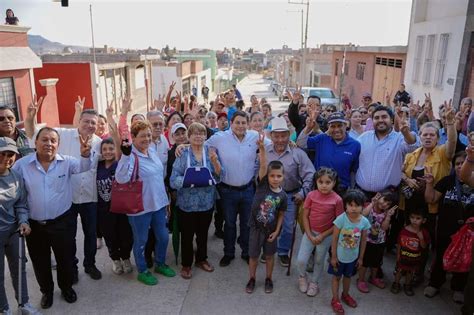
[405,0,469,113]
[151,66,182,99]
[195,68,212,98]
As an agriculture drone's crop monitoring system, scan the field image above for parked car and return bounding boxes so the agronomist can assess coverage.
[279,87,296,101]
[300,87,340,109]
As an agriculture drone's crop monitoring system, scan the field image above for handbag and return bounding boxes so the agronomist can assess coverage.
[443,223,473,273]
[182,147,216,188]
[110,152,144,215]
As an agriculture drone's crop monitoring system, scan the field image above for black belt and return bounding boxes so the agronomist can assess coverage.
[30,209,72,226]
[219,181,254,191]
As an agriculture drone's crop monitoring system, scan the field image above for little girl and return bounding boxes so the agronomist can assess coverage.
[246,133,287,294]
[296,167,344,297]
[96,138,134,275]
[329,189,371,314]
[357,189,398,293]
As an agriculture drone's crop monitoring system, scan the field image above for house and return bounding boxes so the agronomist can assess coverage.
[404,0,474,109]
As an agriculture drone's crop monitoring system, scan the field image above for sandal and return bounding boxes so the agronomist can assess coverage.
[180,267,192,279]
[391,282,401,294]
[195,261,215,272]
[331,298,345,314]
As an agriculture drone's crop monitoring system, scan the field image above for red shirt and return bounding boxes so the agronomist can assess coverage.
[304,190,344,233]
[397,227,430,271]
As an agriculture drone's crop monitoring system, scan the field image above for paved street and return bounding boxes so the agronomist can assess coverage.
[4,75,461,315]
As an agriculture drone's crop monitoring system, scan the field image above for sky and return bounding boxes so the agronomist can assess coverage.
[3,0,413,52]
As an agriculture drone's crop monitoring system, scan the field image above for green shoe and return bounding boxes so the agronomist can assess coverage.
[154,264,176,277]
[137,271,158,285]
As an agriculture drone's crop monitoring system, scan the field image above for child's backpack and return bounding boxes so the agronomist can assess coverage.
[443,218,474,273]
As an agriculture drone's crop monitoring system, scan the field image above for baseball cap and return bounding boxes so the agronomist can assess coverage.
[171,123,187,136]
[0,137,19,154]
[270,117,289,132]
[327,112,347,125]
[362,92,372,99]
[217,112,228,120]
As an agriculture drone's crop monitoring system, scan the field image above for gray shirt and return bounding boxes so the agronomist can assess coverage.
[264,144,315,197]
[0,169,28,231]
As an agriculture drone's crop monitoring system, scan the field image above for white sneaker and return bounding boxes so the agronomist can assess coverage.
[306,282,320,297]
[18,303,42,315]
[298,276,308,293]
[453,291,464,304]
[122,259,133,274]
[424,286,439,298]
[112,260,124,275]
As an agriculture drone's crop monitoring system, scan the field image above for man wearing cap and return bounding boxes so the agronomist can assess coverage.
[12,127,93,309]
[361,92,372,109]
[288,90,327,135]
[297,112,361,194]
[262,117,315,267]
[0,137,41,314]
[217,113,229,131]
[0,105,34,157]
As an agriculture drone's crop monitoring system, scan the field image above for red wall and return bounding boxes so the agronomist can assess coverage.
[0,69,33,121]
[34,63,93,125]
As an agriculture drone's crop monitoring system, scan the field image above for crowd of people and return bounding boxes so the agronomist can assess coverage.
[0,80,473,315]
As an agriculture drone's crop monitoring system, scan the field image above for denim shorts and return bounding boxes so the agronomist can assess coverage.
[328,259,358,278]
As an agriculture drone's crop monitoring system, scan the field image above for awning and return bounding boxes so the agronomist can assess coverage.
[0,47,42,71]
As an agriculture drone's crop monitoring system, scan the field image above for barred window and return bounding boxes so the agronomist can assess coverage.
[0,77,19,120]
[356,62,366,80]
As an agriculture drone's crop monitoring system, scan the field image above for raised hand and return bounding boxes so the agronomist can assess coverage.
[120,139,132,156]
[27,94,44,120]
[257,131,265,151]
[444,99,455,124]
[385,91,392,105]
[292,85,302,104]
[386,205,398,217]
[121,97,133,115]
[371,192,382,205]
[106,100,114,118]
[75,96,85,112]
[152,94,165,112]
[79,134,92,157]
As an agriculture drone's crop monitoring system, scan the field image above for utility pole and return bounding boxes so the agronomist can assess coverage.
[89,4,102,111]
[288,0,309,86]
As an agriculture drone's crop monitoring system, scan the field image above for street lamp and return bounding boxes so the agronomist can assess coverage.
[288,0,309,86]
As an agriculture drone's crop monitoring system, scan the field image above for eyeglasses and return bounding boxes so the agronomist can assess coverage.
[152,122,164,128]
[0,116,15,122]
[0,151,15,158]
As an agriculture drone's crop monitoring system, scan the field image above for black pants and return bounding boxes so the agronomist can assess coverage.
[214,199,224,233]
[71,202,97,270]
[97,204,133,261]
[178,208,213,267]
[26,209,76,294]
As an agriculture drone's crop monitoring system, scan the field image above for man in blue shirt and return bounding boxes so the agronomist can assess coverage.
[297,112,361,193]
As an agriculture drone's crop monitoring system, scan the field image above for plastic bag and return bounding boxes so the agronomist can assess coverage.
[443,224,473,273]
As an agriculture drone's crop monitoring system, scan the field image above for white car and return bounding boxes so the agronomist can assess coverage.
[300,87,340,108]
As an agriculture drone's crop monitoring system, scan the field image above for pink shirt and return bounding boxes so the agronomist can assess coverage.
[304,190,344,233]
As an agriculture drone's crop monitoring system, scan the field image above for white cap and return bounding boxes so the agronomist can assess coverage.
[171,123,187,135]
[270,117,289,132]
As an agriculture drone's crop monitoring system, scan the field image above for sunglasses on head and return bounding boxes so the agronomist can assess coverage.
[0,116,15,122]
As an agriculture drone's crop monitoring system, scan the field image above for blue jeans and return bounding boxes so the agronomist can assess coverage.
[128,208,169,273]
[277,194,296,256]
[296,230,332,284]
[219,185,254,257]
[72,202,97,269]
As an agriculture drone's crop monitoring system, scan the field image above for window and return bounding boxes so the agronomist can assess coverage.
[344,61,349,75]
[413,36,425,83]
[434,33,449,87]
[335,59,339,76]
[422,34,436,85]
[375,57,403,68]
[0,78,19,120]
[356,62,366,80]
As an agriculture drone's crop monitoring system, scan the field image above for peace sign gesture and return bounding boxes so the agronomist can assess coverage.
[106,100,115,118]
[385,91,392,106]
[79,134,92,157]
[291,85,303,104]
[152,94,165,112]
[386,205,398,217]
[121,97,133,116]
[75,96,85,112]
[444,99,455,124]
[27,94,44,120]
[257,131,266,151]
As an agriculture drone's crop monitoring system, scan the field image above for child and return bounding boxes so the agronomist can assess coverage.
[296,167,344,297]
[329,189,371,314]
[96,138,134,275]
[391,209,430,296]
[246,134,287,294]
[357,189,398,293]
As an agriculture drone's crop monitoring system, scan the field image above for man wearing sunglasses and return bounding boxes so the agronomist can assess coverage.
[0,106,34,157]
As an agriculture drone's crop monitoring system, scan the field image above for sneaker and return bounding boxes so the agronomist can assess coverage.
[403,284,415,296]
[453,291,464,304]
[369,277,386,289]
[18,303,42,315]
[424,286,439,298]
[306,282,319,297]
[331,298,345,314]
[298,276,308,293]
[84,265,102,280]
[279,255,290,267]
[154,264,176,277]
[112,260,124,275]
[356,279,369,293]
[390,282,401,294]
[0,309,12,315]
[260,254,266,264]
[122,259,133,274]
[137,271,158,286]
[219,255,234,267]
[96,238,103,249]
[245,278,256,294]
[341,293,357,308]
[264,278,274,294]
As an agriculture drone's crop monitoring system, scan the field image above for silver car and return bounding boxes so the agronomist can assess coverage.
[300,87,340,109]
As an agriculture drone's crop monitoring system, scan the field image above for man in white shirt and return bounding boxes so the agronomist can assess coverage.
[25,105,102,282]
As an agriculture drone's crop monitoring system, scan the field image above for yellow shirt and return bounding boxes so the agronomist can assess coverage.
[401,144,452,214]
